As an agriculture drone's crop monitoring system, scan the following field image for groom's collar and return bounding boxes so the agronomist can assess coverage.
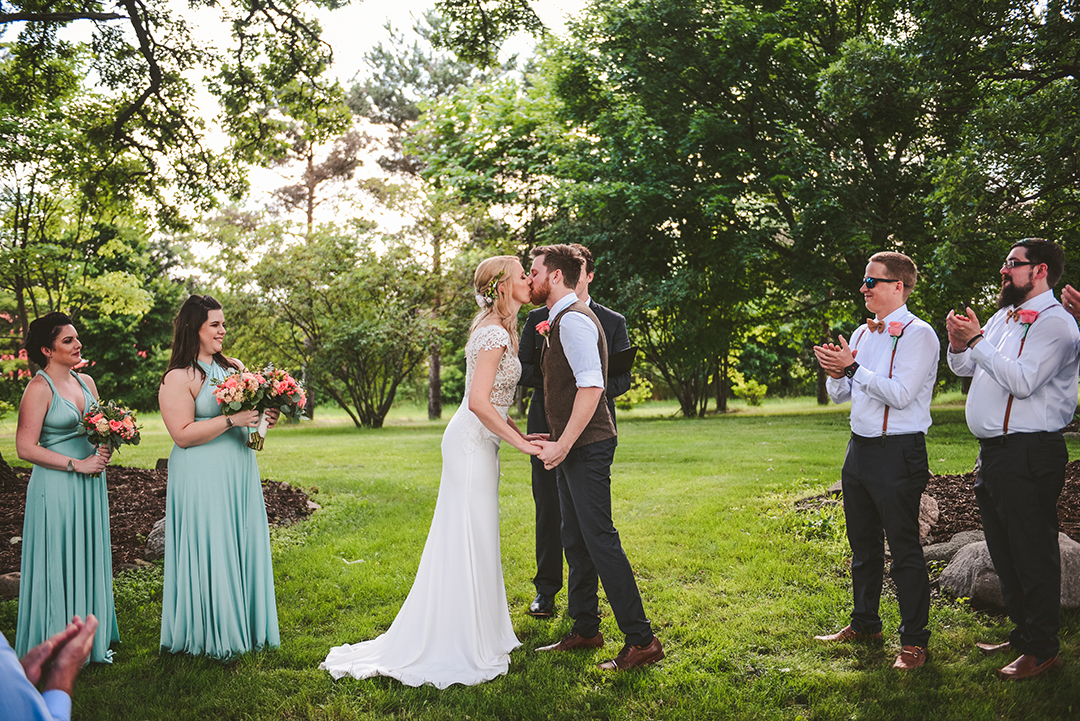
[550,292,581,320]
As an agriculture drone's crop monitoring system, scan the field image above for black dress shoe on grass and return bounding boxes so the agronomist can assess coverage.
[528,593,555,617]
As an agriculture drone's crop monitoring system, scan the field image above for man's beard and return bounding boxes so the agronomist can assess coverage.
[998,277,1034,308]
[530,277,550,305]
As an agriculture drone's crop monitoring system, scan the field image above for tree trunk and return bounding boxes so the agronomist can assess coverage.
[817,318,830,405]
[427,346,442,420]
[427,231,443,420]
[716,356,728,413]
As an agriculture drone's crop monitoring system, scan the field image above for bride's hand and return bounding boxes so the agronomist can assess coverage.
[523,432,549,442]
[519,441,543,456]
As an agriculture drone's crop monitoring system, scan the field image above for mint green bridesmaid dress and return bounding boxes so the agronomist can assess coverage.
[159,360,280,659]
[15,371,119,663]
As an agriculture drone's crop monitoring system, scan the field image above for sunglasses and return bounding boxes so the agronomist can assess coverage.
[862,277,900,289]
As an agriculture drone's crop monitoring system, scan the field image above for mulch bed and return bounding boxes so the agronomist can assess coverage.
[926,461,1080,544]
[0,461,316,576]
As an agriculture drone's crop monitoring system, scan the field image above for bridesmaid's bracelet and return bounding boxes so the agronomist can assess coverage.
[67,459,74,472]
[226,416,234,428]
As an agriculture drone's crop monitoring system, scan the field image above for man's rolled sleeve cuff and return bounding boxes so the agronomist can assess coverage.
[43,689,72,721]
[574,371,605,389]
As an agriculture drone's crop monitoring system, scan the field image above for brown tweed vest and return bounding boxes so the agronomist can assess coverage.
[542,300,617,448]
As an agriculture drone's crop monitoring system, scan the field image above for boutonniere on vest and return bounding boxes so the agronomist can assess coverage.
[536,319,551,338]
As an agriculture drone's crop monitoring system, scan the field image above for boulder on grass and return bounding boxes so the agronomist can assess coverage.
[919,494,939,541]
[143,517,166,561]
[940,533,1080,609]
[0,572,18,600]
[923,530,985,564]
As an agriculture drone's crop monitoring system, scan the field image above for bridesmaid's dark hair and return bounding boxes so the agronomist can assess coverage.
[25,312,74,368]
[163,295,240,382]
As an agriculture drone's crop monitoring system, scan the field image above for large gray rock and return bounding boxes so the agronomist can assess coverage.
[0,572,18,600]
[940,533,1080,609]
[143,517,166,561]
[919,494,939,540]
[924,530,986,563]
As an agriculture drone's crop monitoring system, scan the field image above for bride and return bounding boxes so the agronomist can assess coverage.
[321,255,540,688]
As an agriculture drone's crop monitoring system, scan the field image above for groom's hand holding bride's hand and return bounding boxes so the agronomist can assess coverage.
[536,439,568,470]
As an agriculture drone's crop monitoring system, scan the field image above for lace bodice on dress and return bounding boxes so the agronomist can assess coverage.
[464,325,521,411]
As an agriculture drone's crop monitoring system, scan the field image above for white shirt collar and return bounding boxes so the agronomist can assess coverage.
[1017,288,1058,310]
[874,304,910,323]
[550,292,580,319]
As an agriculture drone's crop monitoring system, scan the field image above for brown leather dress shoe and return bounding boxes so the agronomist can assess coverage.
[996,654,1062,681]
[536,631,604,653]
[597,636,664,671]
[892,645,928,670]
[814,625,884,643]
[975,641,1011,656]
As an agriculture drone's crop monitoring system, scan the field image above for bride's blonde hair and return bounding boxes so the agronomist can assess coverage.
[470,255,521,352]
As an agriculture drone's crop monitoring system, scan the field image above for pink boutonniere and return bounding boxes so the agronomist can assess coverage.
[1017,309,1039,326]
[536,320,551,338]
[887,320,904,349]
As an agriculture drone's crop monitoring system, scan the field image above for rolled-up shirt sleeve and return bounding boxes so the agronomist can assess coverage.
[560,311,605,389]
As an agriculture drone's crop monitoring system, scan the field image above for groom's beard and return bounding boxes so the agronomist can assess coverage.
[530,277,550,305]
[998,276,1034,308]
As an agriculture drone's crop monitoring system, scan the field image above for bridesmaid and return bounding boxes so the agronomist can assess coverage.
[158,295,280,659]
[15,312,117,663]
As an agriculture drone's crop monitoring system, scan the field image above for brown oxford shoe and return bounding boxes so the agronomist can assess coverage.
[975,641,1012,656]
[892,645,928,670]
[597,636,665,671]
[536,631,604,653]
[996,654,1062,681]
[814,625,884,643]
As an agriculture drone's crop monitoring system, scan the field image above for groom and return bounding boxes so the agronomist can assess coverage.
[529,243,663,671]
[519,243,633,618]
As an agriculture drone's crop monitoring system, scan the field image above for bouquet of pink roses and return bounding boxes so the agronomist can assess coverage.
[81,401,141,477]
[81,400,142,450]
[212,365,306,450]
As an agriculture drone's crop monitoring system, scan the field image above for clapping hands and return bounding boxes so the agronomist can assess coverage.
[20,614,98,695]
[813,335,858,379]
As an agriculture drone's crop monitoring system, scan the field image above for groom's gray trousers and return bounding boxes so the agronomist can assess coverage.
[556,436,653,647]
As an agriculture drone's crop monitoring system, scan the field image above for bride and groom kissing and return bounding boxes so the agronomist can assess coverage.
[320,244,663,687]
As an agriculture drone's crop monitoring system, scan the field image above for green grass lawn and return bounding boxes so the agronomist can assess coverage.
[1,398,1077,720]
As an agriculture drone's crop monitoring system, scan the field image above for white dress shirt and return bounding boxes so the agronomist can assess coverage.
[1,631,71,721]
[948,289,1080,438]
[826,305,940,436]
[549,292,605,389]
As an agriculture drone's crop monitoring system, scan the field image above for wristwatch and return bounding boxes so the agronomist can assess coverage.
[67,459,75,472]
[843,361,860,379]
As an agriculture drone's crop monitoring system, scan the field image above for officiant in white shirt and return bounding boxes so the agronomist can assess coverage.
[813,251,939,671]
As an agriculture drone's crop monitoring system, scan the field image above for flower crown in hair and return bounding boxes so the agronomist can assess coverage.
[475,270,505,309]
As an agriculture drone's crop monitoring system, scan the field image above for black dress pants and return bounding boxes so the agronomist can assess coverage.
[557,436,653,646]
[975,431,1066,659]
[841,432,931,647]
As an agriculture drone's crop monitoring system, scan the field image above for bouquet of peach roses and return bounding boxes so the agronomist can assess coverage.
[81,401,142,477]
[211,365,306,450]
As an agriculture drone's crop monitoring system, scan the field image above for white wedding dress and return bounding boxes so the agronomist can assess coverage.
[320,324,523,688]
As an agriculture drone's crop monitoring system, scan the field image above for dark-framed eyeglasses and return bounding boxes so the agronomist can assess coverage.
[1002,259,1035,270]
[862,277,900,289]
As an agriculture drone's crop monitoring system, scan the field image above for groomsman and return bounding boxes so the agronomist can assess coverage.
[946,238,1080,681]
[529,244,662,671]
[518,244,632,618]
[813,251,939,670]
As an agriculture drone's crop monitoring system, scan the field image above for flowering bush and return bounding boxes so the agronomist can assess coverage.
[81,400,142,452]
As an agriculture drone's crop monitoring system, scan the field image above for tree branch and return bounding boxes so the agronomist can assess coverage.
[0,12,126,24]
